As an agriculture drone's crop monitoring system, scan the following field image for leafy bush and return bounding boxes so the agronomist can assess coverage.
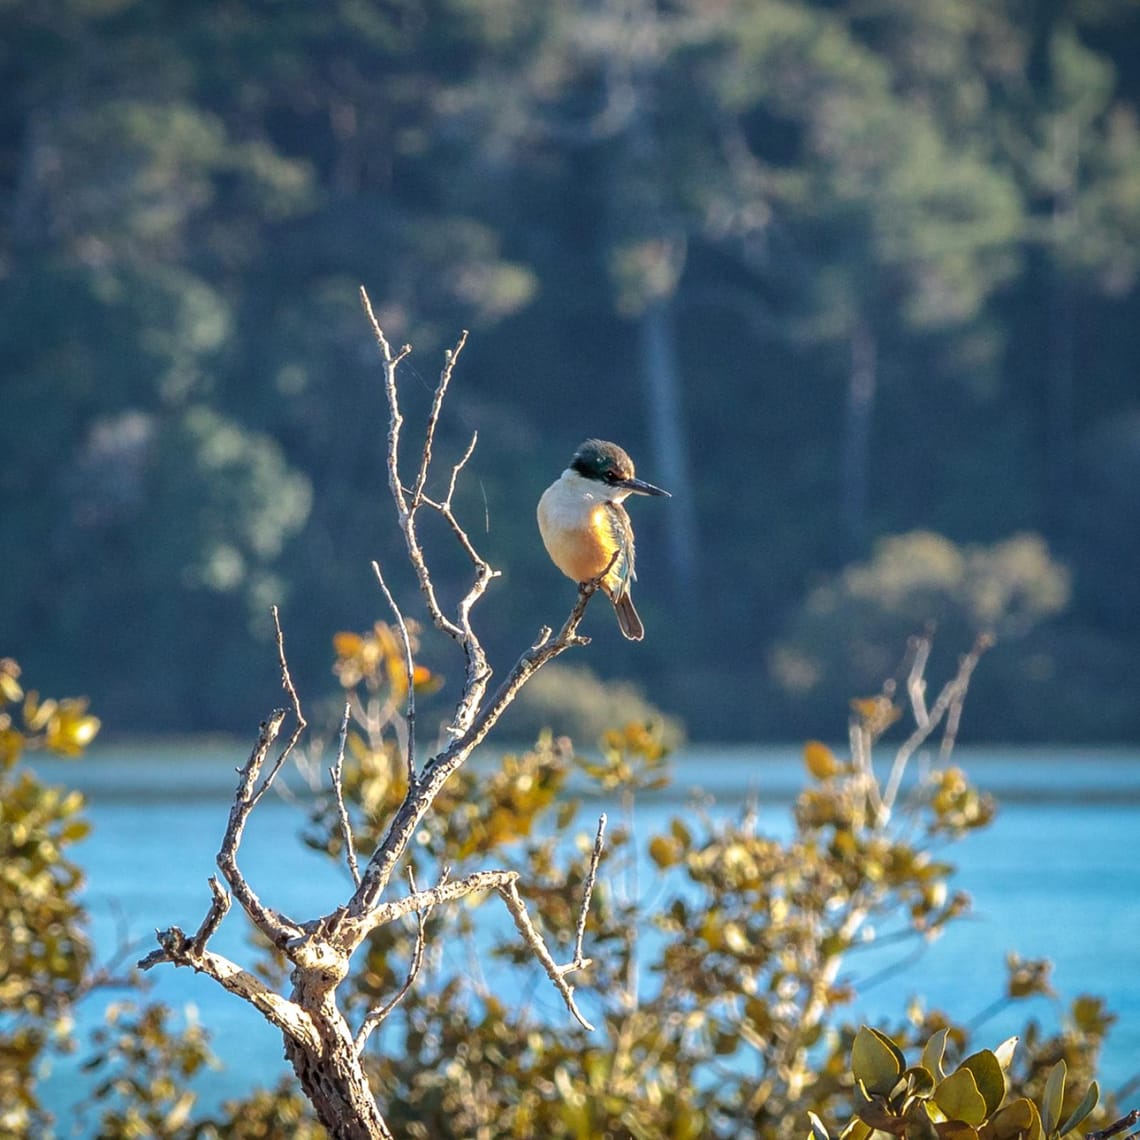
[3,639,1128,1137]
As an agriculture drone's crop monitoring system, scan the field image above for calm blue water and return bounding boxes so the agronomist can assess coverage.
[27,743,1140,1123]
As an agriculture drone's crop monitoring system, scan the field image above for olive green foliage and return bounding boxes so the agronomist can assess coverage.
[0,659,98,1136]
[822,1025,1102,1140]
[5,0,1140,740]
[1,638,1127,1136]
[278,628,1119,1137]
[0,664,219,1140]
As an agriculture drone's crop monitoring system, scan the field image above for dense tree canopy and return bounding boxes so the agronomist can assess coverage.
[3,0,1139,740]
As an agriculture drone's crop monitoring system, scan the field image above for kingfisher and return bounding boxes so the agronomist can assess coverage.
[537,438,670,641]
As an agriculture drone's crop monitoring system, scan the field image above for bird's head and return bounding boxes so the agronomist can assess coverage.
[570,439,670,497]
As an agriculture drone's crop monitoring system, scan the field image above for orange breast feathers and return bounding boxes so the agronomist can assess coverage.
[538,497,625,593]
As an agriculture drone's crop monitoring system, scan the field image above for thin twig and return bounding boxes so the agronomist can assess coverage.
[189,876,232,955]
[216,710,304,947]
[497,880,594,1031]
[410,331,470,509]
[1088,1111,1140,1140]
[372,560,417,786]
[251,607,307,806]
[354,867,430,1055]
[939,633,992,763]
[571,814,607,967]
[905,633,932,728]
[331,702,361,888]
[880,633,993,816]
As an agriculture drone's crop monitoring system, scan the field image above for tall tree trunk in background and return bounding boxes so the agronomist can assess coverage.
[1046,115,1078,536]
[638,294,698,598]
[840,320,876,561]
[600,0,699,604]
[1030,0,1077,538]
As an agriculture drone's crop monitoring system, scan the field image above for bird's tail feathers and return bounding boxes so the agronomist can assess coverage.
[612,592,645,641]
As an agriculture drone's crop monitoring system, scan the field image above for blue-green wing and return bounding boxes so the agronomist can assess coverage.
[602,502,637,595]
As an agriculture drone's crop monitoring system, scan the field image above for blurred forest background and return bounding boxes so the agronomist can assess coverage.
[3,0,1139,742]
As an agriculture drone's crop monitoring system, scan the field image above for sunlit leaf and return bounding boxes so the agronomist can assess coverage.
[804,740,841,780]
[985,1098,1043,1140]
[1041,1060,1065,1136]
[933,1067,987,1125]
[0,658,23,704]
[1057,1080,1098,1137]
[851,1025,904,1097]
[807,1110,830,1140]
[0,726,24,768]
[992,1036,1018,1071]
[959,1050,1005,1117]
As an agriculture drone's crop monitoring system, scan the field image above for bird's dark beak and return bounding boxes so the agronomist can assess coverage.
[622,476,670,497]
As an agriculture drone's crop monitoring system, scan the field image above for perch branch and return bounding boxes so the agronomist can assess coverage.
[344,578,600,928]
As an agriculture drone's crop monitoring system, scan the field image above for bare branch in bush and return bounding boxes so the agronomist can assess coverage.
[881,631,994,816]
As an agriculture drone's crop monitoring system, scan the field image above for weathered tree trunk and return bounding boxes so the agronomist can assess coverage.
[284,1023,390,1140]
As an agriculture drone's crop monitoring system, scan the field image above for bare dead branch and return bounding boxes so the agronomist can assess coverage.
[939,632,992,763]
[371,560,417,786]
[354,868,430,1055]
[410,331,470,509]
[361,287,463,642]
[905,633,932,728]
[355,868,520,939]
[147,313,604,1139]
[572,814,607,967]
[331,702,361,888]
[1088,1111,1140,1140]
[251,606,307,806]
[139,929,319,1050]
[880,632,994,816]
[497,880,595,1031]
[189,875,231,955]
[344,579,600,928]
[216,710,304,947]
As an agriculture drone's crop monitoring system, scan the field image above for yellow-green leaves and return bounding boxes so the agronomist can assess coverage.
[804,740,842,780]
[985,1097,1043,1140]
[0,659,101,768]
[933,1065,988,1125]
[834,1029,1098,1140]
[921,1027,950,1079]
[852,1026,905,1097]
[958,1049,1006,1118]
[1041,1060,1066,1137]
